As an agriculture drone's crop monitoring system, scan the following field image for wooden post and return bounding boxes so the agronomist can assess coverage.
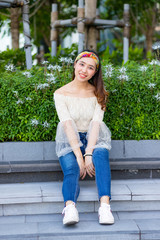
[123,4,130,63]
[78,0,84,53]
[22,0,32,69]
[85,0,97,51]
[96,8,100,42]
[51,3,58,57]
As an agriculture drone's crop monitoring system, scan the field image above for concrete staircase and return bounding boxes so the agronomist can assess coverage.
[1,140,160,239]
[0,179,160,240]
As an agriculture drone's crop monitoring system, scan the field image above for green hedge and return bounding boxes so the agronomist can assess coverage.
[0,59,160,142]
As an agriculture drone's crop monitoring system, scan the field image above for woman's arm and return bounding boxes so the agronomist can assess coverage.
[86,100,104,154]
[84,100,104,177]
[54,93,86,178]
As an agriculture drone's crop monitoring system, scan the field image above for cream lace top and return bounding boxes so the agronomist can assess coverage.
[54,93,111,157]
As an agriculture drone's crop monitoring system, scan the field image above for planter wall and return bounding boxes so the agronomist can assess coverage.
[0,140,160,163]
[0,140,160,183]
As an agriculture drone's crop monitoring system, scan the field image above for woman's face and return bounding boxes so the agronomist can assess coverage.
[74,57,97,82]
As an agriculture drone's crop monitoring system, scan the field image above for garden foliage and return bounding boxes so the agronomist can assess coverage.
[0,56,160,142]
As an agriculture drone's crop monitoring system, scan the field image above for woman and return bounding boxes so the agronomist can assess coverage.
[54,50,114,225]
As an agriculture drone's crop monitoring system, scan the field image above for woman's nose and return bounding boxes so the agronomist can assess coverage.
[82,66,87,72]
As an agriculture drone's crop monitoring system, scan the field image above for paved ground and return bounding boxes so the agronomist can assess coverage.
[0,212,160,240]
[0,179,160,239]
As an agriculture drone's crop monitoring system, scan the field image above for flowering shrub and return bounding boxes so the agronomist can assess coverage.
[0,59,73,142]
[103,60,160,140]
[0,48,26,71]
[0,58,160,142]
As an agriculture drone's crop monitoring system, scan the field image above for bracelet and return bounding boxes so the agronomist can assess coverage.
[84,153,93,157]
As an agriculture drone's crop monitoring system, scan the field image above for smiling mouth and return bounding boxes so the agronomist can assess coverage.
[79,73,87,78]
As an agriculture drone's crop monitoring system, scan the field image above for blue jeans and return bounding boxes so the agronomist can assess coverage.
[59,132,111,204]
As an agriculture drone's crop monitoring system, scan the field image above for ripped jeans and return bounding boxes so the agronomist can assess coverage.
[59,132,111,204]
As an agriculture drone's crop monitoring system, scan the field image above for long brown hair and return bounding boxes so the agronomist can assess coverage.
[72,49,108,111]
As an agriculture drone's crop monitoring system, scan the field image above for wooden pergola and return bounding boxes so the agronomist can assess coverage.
[0,0,32,69]
[51,0,130,63]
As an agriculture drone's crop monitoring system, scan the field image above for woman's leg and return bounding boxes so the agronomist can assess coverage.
[92,148,114,224]
[92,148,111,201]
[59,151,80,205]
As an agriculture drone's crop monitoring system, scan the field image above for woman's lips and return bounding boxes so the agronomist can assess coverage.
[79,73,87,78]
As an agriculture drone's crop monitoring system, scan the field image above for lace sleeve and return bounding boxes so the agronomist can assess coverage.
[86,100,111,152]
[86,120,111,151]
[55,119,83,157]
[54,93,83,157]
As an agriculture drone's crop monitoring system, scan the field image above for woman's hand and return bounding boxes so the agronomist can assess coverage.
[76,157,86,179]
[85,156,95,177]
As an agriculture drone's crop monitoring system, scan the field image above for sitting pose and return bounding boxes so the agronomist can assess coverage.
[54,50,114,225]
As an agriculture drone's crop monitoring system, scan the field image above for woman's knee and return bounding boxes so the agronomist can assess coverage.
[59,151,80,175]
[93,148,109,162]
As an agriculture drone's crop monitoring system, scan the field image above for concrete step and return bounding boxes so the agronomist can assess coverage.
[1,140,160,183]
[1,158,160,183]
[0,212,160,240]
[0,179,160,216]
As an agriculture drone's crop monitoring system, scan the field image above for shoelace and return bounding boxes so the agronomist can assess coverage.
[62,203,75,215]
[99,205,111,214]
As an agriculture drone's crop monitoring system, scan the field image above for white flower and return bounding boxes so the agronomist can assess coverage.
[112,89,117,93]
[59,57,64,62]
[42,61,49,65]
[106,64,113,71]
[148,82,156,88]
[31,119,39,126]
[23,72,32,78]
[70,50,76,56]
[140,66,148,72]
[47,76,56,84]
[152,41,160,50]
[16,100,23,104]
[155,93,160,100]
[59,57,67,62]
[105,64,114,78]
[149,60,160,65]
[118,74,129,81]
[52,65,62,71]
[59,57,73,64]
[46,73,54,77]
[37,83,49,90]
[13,91,18,97]
[42,121,50,128]
[5,64,15,72]
[67,58,74,64]
[119,67,127,73]
[47,64,54,70]
[25,97,32,100]
[106,71,112,77]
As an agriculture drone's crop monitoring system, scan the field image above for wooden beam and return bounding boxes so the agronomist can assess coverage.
[85,0,97,51]
[0,2,11,8]
[0,0,23,3]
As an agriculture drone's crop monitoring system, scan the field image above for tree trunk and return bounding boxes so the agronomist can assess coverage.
[85,0,97,51]
[145,26,154,52]
[10,8,20,49]
[145,5,156,52]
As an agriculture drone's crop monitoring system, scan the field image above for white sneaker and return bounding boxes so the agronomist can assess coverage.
[98,203,114,225]
[62,203,79,225]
